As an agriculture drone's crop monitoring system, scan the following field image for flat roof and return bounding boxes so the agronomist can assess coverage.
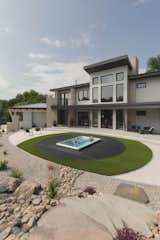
[10,103,47,110]
[50,82,89,92]
[129,71,160,80]
[84,55,132,74]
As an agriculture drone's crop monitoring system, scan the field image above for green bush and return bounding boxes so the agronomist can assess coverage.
[9,168,22,178]
[0,160,8,170]
[47,178,60,199]
[35,127,41,131]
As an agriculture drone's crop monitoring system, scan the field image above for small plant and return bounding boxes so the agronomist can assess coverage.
[25,129,30,133]
[47,163,56,180]
[114,225,146,240]
[0,160,8,170]
[9,168,22,178]
[35,127,41,131]
[47,178,60,199]
[84,186,96,195]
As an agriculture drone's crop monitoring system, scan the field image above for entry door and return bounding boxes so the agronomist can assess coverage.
[78,112,89,127]
[58,110,68,125]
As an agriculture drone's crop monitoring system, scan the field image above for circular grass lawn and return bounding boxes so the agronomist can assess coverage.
[18,132,152,176]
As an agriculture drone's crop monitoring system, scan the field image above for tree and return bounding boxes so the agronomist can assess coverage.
[147,55,160,72]
[0,90,46,125]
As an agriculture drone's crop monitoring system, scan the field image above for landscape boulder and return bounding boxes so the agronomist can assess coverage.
[0,176,21,194]
[15,181,42,200]
[114,183,150,204]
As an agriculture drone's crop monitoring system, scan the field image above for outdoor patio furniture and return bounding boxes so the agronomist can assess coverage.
[139,126,154,134]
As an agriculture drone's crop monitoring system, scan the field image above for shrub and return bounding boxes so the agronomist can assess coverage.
[0,160,8,170]
[35,127,41,131]
[9,168,22,178]
[114,225,146,240]
[25,129,30,133]
[84,186,96,195]
[47,178,60,199]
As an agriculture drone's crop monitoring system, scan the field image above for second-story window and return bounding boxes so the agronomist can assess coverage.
[92,77,98,85]
[116,72,124,81]
[60,92,69,105]
[101,74,113,84]
[78,89,89,101]
[92,87,98,103]
[101,85,113,102]
[136,82,146,88]
[116,84,124,102]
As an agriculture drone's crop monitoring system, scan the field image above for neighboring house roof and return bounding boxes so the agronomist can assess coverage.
[10,103,47,110]
[84,55,132,74]
[129,71,160,80]
[50,82,90,92]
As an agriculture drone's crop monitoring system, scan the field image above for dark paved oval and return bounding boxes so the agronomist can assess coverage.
[36,134,125,160]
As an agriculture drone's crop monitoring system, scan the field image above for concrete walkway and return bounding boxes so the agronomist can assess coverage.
[9,127,160,186]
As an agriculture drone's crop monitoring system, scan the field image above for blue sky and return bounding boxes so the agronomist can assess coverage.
[0,0,159,99]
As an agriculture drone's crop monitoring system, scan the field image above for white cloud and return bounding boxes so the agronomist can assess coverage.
[25,61,90,94]
[40,31,93,49]
[70,32,92,47]
[0,76,10,90]
[28,52,51,60]
[40,37,66,48]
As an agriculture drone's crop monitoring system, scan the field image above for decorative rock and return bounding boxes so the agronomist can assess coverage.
[15,181,42,199]
[28,216,36,228]
[0,227,12,240]
[114,183,150,204]
[21,215,30,224]
[5,234,17,240]
[32,197,41,206]
[0,177,21,193]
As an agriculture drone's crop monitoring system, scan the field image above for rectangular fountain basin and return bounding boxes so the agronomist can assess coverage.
[56,136,101,150]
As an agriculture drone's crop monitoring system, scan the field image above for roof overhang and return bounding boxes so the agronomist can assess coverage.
[84,55,132,74]
[51,102,160,110]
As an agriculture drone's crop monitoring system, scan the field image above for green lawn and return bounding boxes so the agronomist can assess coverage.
[18,132,152,176]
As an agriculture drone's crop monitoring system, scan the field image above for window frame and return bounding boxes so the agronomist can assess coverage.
[116,83,124,102]
[116,72,124,81]
[101,85,113,103]
[92,87,98,103]
[78,89,89,101]
[101,74,113,84]
[136,82,146,89]
[92,77,99,85]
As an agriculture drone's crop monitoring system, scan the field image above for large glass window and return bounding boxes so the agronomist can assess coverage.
[116,110,124,129]
[78,89,89,101]
[78,112,89,127]
[101,85,113,102]
[116,72,124,81]
[92,110,98,127]
[92,77,98,85]
[101,110,113,128]
[92,87,98,103]
[116,84,124,102]
[101,74,113,84]
[60,92,69,105]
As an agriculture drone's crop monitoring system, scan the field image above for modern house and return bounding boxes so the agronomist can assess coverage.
[47,55,160,133]
[8,103,47,131]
